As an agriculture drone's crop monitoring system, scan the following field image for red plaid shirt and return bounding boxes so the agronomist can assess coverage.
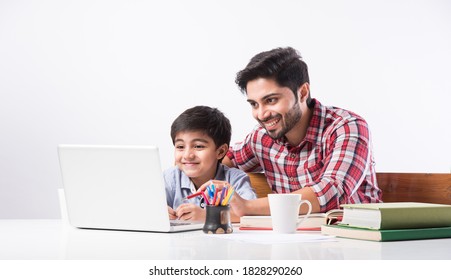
[227,99,382,212]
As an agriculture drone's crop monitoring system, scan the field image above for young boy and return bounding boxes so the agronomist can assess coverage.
[164,105,256,222]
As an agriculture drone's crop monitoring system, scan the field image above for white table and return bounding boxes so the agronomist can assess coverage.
[1,219,451,260]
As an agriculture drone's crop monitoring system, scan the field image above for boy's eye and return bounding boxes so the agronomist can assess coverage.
[175,145,184,150]
[194,145,205,149]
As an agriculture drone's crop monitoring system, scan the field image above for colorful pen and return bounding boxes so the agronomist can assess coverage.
[201,191,210,205]
[212,188,220,206]
[208,184,215,198]
[218,187,227,206]
[222,187,235,206]
[186,191,203,200]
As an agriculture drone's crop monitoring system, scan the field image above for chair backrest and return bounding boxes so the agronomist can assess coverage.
[247,172,272,198]
[247,172,451,205]
[377,172,451,204]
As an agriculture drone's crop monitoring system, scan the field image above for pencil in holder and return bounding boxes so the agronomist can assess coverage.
[202,205,233,234]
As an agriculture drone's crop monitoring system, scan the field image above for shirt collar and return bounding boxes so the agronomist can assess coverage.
[180,170,194,191]
[303,98,324,145]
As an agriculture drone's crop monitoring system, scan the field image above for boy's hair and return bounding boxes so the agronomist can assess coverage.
[170,105,231,150]
[235,46,313,108]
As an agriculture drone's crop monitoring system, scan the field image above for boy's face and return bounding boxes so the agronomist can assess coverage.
[174,130,227,188]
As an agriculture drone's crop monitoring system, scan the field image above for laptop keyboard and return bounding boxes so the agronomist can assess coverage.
[170,221,193,226]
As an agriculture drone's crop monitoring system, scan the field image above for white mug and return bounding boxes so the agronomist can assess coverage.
[268,194,312,233]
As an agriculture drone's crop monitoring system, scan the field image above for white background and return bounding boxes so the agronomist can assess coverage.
[1,0,450,219]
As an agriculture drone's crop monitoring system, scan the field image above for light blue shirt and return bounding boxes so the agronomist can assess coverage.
[164,164,257,210]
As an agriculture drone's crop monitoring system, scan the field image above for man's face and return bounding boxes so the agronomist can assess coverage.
[246,78,302,140]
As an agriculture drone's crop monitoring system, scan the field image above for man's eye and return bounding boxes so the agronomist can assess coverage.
[249,102,258,108]
[176,145,184,150]
[266,98,277,104]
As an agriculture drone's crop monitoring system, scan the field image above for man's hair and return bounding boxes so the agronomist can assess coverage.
[170,105,231,149]
[235,47,313,107]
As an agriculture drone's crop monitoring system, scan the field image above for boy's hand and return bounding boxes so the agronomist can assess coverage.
[198,180,231,193]
[167,206,177,220]
[175,203,206,221]
[197,179,248,216]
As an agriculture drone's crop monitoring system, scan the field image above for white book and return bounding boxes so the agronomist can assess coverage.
[240,209,343,230]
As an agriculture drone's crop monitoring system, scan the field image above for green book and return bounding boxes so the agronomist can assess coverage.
[321,224,451,242]
[340,202,451,230]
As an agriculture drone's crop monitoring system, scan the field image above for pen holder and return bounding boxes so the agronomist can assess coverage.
[203,205,233,234]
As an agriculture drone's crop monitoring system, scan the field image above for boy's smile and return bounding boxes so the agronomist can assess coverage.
[174,130,226,188]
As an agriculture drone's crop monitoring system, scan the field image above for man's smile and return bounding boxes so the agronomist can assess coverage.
[261,116,281,129]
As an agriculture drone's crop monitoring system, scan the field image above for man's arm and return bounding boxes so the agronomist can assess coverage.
[222,155,235,168]
[223,155,320,215]
[231,186,321,216]
[308,118,380,212]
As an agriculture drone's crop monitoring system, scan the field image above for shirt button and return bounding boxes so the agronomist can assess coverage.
[290,153,296,158]
[289,177,295,182]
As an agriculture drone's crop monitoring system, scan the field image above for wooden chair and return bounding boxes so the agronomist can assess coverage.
[247,172,272,198]
[247,172,451,205]
[377,172,451,204]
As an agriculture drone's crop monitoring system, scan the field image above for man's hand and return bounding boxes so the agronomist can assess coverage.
[228,191,248,217]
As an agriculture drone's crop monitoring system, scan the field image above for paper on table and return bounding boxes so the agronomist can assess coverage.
[205,231,336,244]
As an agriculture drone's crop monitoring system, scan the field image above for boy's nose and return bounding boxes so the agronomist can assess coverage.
[183,149,195,159]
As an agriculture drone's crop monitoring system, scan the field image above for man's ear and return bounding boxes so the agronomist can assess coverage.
[297,82,310,103]
[216,144,229,159]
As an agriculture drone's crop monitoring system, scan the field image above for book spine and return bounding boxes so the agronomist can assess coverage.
[380,208,451,229]
[381,227,451,241]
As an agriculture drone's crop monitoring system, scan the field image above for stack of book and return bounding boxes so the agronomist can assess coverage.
[321,202,451,241]
[239,209,343,231]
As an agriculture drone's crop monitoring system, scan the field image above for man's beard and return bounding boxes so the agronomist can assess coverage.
[260,102,302,140]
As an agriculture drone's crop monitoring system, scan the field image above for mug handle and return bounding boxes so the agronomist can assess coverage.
[296,199,312,228]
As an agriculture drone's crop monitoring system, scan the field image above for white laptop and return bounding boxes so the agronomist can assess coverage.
[57,144,203,232]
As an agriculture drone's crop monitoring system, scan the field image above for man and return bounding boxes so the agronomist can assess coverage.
[221,47,382,216]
